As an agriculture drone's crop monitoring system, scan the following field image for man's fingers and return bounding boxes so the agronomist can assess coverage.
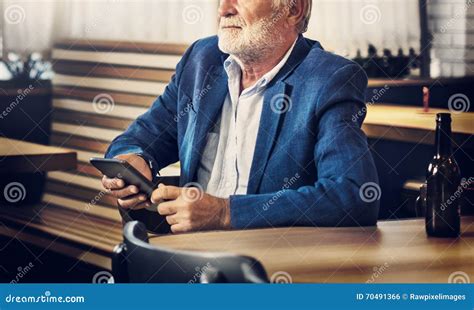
[157,200,178,216]
[118,194,148,209]
[110,185,140,199]
[102,176,125,190]
[151,185,182,204]
[165,215,179,225]
[131,201,152,210]
[170,223,191,234]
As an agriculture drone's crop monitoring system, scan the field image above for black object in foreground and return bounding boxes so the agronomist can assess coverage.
[112,220,269,283]
[425,113,462,238]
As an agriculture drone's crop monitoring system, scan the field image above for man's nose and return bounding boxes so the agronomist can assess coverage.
[218,0,237,17]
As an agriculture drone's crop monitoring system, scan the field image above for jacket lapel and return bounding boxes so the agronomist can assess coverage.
[184,65,228,184]
[246,36,314,194]
[246,82,290,194]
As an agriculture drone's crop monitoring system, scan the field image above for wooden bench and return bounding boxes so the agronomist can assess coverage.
[1,40,188,269]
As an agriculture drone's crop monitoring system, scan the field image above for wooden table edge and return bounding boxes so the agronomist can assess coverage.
[0,152,77,173]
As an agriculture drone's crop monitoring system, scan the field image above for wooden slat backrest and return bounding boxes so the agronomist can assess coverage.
[47,39,187,223]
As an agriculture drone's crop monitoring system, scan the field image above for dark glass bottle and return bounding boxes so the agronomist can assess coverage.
[425,113,461,237]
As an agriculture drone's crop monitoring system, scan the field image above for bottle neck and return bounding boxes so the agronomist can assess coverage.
[435,121,452,157]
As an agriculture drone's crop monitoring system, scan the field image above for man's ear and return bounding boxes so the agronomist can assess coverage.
[286,0,306,30]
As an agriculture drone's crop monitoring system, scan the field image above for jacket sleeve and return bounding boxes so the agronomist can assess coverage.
[229,64,380,229]
[104,43,196,179]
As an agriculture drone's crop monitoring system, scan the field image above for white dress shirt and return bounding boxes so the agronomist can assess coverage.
[196,40,297,198]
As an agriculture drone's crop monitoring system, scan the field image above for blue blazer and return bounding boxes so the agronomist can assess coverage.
[106,35,380,229]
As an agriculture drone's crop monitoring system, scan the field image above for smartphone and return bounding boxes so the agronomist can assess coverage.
[90,157,155,196]
[90,157,180,234]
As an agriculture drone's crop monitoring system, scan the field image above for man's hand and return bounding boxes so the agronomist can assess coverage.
[101,154,153,210]
[151,184,231,233]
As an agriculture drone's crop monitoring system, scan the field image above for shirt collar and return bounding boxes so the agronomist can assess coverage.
[224,38,298,93]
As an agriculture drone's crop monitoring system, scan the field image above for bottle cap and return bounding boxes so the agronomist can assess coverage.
[436,113,451,123]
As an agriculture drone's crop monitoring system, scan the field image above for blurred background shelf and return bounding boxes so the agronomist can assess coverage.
[0,137,76,173]
[364,104,473,148]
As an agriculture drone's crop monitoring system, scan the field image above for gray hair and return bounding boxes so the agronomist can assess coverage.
[272,0,313,34]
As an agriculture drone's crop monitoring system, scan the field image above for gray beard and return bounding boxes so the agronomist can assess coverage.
[217,16,286,65]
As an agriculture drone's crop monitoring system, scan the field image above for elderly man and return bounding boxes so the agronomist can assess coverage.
[103,0,379,233]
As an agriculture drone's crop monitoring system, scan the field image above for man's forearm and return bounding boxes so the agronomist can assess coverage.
[229,180,379,229]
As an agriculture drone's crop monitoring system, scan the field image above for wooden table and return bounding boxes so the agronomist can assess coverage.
[367,77,474,88]
[150,217,474,283]
[0,137,77,172]
[363,104,474,148]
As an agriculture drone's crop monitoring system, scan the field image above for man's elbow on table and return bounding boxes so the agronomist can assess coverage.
[229,179,380,229]
[305,180,381,228]
[330,185,380,228]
